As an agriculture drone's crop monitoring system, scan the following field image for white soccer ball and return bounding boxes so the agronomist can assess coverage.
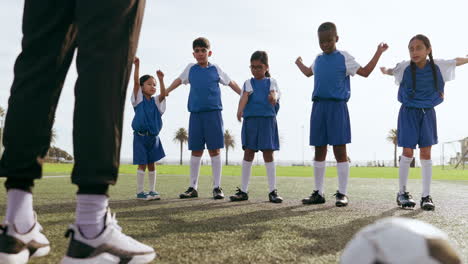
[340,217,461,264]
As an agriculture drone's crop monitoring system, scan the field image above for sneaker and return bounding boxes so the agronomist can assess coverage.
[302,190,326,205]
[0,217,50,264]
[179,187,198,199]
[420,195,435,211]
[396,192,416,209]
[147,191,161,200]
[229,188,249,202]
[212,187,225,200]
[268,189,283,203]
[60,209,155,264]
[334,191,349,207]
[136,192,149,200]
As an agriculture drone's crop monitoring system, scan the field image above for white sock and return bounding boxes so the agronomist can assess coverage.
[313,160,326,195]
[211,155,222,188]
[190,155,202,189]
[265,161,276,192]
[76,194,108,239]
[241,160,253,192]
[399,156,413,194]
[337,162,349,195]
[148,170,156,192]
[136,169,145,193]
[5,189,35,233]
[420,159,432,197]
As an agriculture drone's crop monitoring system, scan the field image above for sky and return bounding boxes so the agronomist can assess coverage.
[0,0,467,166]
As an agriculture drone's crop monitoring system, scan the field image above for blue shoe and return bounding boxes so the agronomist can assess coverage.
[147,191,161,200]
[136,192,149,200]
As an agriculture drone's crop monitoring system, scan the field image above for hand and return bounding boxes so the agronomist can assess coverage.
[295,56,303,65]
[380,67,387,74]
[268,92,277,106]
[237,111,243,122]
[377,43,389,54]
[134,57,140,65]
[165,91,170,97]
[156,70,164,79]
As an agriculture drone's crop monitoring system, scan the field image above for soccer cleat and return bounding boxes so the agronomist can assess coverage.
[179,187,198,199]
[229,188,249,202]
[420,195,435,211]
[268,189,283,203]
[334,191,349,207]
[0,217,50,264]
[302,190,326,205]
[136,192,149,200]
[147,191,161,200]
[396,192,416,209]
[212,187,225,199]
[60,209,156,264]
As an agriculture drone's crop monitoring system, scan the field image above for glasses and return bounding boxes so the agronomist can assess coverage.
[250,65,265,70]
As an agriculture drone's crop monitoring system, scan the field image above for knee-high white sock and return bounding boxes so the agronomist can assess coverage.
[76,194,108,239]
[337,162,350,195]
[399,156,413,194]
[420,159,432,197]
[241,160,253,192]
[211,155,222,188]
[6,189,35,233]
[190,155,202,189]
[265,161,276,192]
[313,160,326,195]
[148,170,156,192]
[136,169,145,193]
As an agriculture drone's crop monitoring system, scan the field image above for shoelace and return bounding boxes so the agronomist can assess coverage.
[235,187,244,195]
[333,192,345,199]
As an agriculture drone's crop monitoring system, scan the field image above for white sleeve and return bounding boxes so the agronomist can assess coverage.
[341,51,361,76]
[131,87,143,107]
[392,61,410,85]
[270,78,281,99]
[214,64,232,85]
[240,79,253,96]
[178,63,195,85]
[434,59,456,82]
[154,95,166,115]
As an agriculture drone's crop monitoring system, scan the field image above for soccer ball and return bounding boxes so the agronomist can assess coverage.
[340,217,461,264]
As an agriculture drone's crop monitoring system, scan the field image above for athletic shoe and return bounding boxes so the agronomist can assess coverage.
[420,195,435,211]
[396,192,416,209]
[60,209,155,264]
[179,187,198,199]
[302,190,326,205]
[147,191,161,200]
[334,191,349,207]
[0,217,50,264]
[212,187,224,200]
[229,188,249,202]
[136,192,149,200]
[268,189,283,203]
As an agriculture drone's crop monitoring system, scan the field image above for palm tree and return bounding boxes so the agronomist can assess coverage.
[386,129,398,167]
[173,128,188,165]
[224,130,235,165]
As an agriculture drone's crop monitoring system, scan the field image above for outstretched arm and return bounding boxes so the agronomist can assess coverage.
[237,92,250,122]
[156,70,166,102]
[295,56,313,77]
[380,66,394,76]
[456,55,468,66]
[165,78,182,96]
[133,57,140,99]
[356,43,389,77]
[229,81,242,95]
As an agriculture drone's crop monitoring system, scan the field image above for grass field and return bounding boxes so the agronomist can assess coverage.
[1,164,467,263]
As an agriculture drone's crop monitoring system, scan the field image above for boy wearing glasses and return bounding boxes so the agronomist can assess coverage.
[166,37,241,199]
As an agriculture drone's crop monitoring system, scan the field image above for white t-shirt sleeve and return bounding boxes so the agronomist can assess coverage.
[392,60,410,85]
[309,54,321,73]
[178,63,195,85]
[131,87,143,107]
[154,95,166,115]
[214,64,232,85]
[270,78,281,99]
[434,59,456,82]
[241,79,253,96]
[341,50,361,76]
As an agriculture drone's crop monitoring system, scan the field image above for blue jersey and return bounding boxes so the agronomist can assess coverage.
[131,89,166,136]
[179,63,231,113]
[243,78,279,117]
[311,50,361,102]
[392,59,456,108]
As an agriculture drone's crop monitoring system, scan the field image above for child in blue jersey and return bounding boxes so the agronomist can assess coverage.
[166,37,242,199]
[229,51,283,203]
[295,22,388,207]
[381,34,468,211]
[131,57,167,200]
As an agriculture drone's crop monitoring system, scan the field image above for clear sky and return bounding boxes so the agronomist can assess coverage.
[1,0,467,165]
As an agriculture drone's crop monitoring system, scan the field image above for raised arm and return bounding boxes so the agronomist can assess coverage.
[228,81,242,95]
[133,57,140,99]
[295,56,313,77]
[156,70,166,102]
[237,92,250,122]
[456,55,468,66]
[356,43,388,77]
[165,78,182,96]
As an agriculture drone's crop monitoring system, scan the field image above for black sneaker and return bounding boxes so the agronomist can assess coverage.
[229,188,249,202]
[212,187,224,199]
[334,191,348,207]
[420,195,435,211]
[268,189,283,203]
[302,190,326,205]
[179,187,198,199]
[396,192,416,209]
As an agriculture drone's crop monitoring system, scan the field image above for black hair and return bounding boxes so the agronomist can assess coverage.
[193,37,210,49]
[408,34,439,98]
[250,50,271,77]
[139,75,155,86]
[318,22,337,34]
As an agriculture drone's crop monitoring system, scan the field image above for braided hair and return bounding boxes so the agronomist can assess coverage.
[408,34,439,98]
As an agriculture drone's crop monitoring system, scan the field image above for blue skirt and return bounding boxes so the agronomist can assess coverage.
[309,100,351,146]
[241,116,279,151]
[397,105,437,149]
[133,133,166,165]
